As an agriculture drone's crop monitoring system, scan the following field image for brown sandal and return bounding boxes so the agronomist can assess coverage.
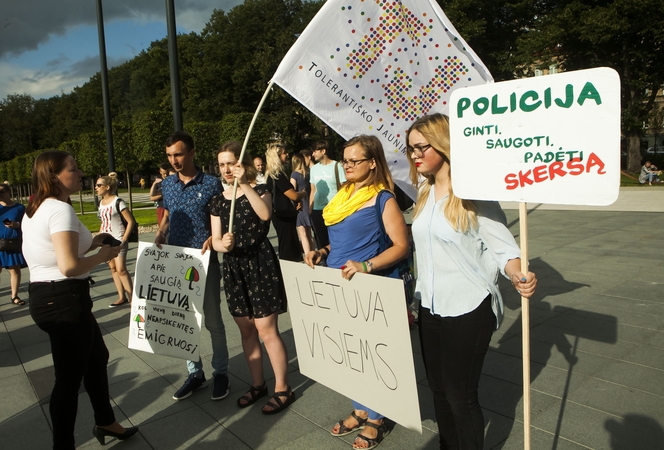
[11,296,25,306]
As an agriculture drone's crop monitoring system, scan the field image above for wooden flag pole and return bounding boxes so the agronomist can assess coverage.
[228,81,274,231]
[519,201,531,450]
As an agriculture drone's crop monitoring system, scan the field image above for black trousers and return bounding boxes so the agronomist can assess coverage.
[310,209,329,249]
[29,279,115,450]
[420,295,496,450]
[271,214,303,262]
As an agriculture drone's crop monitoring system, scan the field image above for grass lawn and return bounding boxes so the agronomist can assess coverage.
[78,208,158,232]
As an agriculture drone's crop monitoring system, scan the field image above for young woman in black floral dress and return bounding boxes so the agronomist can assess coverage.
[208,141,295,415]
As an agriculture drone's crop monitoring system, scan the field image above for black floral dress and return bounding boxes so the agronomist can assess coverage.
[208,184,287,318]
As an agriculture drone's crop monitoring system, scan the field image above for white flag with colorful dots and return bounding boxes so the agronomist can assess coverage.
[272,0,493,196]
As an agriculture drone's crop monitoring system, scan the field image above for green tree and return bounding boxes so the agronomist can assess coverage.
[512,0,664,173]
[132,110,174,169]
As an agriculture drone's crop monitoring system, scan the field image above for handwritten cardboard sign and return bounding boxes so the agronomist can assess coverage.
[449,67,621,205]
[128,242,209,361]
[280,260,421,433]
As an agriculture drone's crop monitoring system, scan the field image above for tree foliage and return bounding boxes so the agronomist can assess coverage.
[1,0,661,176]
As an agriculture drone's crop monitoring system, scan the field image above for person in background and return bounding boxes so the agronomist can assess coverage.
[639,160,662,185]
[290,153,315,255]
[23,151,137,449]
[95,173,135,308]
[309,140,345,250]
[210,141,295,414]
[305,135,408,450]
[300,148,315,170]
[254,156,266,184]
[407,113,537,449]
[150,163,171,226]
[265,143,306,262]
[156,131,230,402]
[0,183,26,305]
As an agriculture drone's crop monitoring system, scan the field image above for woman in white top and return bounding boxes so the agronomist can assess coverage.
[95,172,136,307]
[407,114,537,449]
[23,151,137,449]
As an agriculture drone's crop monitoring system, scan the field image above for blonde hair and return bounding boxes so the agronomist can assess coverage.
[291,153,308,175]
[98,172,119,195]
[265,142,286,180]
[407,114,477,233]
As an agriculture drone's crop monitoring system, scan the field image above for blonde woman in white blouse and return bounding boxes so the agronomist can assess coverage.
[407,114,537,450]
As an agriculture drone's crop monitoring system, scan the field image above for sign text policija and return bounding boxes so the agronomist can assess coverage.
[455,80,606,190]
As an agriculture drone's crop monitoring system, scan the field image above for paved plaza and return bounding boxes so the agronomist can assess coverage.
[1,187,663,449]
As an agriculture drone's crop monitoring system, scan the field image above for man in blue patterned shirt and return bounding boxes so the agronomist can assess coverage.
[156,131,230,401]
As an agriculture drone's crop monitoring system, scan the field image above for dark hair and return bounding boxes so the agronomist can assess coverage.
[300,149,312,158]
[165,131,194,152]
[26,151,72,218]
[343,135,394,191]
[217,141,258,183]
[313,140,329,153]
[159,162,171,171]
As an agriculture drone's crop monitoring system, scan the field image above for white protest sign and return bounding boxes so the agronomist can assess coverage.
[280,260,421,433]
[450,67,621,205]
[128,242,209,361]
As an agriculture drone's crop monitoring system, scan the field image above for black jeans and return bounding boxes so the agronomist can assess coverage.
[29,279,115,450]
[420,295,496,450]
[310,209,329,249]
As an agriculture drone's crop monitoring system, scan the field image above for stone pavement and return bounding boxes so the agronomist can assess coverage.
[1,186,663,449]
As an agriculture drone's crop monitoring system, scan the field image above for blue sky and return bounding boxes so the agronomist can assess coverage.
[0,0,243,100]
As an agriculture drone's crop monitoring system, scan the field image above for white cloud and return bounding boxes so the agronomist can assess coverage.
[0,62,87,98]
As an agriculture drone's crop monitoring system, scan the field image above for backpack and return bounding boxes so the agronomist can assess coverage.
[115,198,139,243]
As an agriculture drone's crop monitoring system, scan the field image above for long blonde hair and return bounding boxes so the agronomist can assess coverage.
[291,152,308,175]
[407,113,477,233]
[265,142,286,180]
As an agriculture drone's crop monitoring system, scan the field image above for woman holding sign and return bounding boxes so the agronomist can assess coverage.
[208,141,295,415]
[406,113,537,450]
[22,151,138,449]
[304,135,409,450]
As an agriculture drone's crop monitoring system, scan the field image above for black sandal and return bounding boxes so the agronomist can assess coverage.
[237,382,268,408]
[261,387,296,415]
[353,421,387,450]
[11,296,25,306]
[331,411,368,437]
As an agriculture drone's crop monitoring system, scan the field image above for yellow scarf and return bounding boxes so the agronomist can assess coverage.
[323,183,385,226]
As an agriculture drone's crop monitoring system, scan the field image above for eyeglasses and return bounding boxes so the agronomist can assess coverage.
[95,184,107,188]
[341,158,370,167]
[407,144,432,158]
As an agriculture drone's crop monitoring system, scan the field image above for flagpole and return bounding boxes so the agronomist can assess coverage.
[228,81,275,232]
[519,201,531,450]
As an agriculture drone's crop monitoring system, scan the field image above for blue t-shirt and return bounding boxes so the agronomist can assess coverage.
[162,170,221,249]
[326,192,392,269]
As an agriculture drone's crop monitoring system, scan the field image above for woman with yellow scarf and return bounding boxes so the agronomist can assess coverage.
[304,134,409,450]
